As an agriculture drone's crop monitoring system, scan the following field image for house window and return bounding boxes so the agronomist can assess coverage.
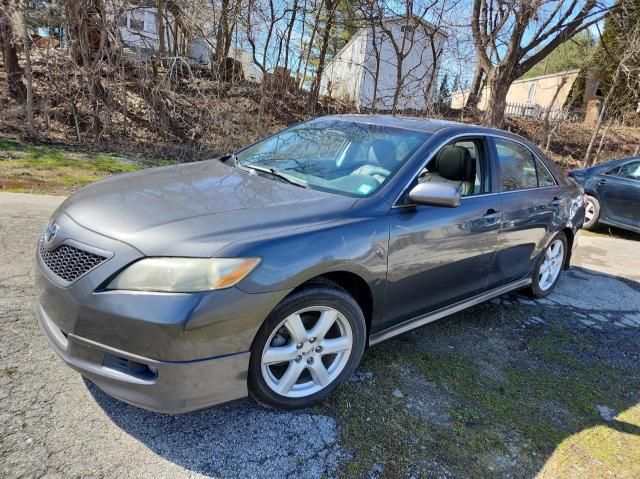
[143,13,156,33]
[130,18,144,31]
[401,25,415,34]
[119,15,128,27]
[527,82,537,105]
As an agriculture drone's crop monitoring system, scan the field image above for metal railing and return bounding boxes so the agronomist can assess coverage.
[504,102,577,122]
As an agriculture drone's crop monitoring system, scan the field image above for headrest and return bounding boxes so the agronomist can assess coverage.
[368,139,397,171]
[434,145,475,181]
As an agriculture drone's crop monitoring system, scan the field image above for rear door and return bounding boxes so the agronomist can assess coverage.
[384,136,501,329]
[598,160,640,229]
[488,137,562,286]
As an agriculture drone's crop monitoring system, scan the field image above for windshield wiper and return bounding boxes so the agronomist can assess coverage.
[221,153,247,170]
[223,153,308,189]
[245,164,309,189]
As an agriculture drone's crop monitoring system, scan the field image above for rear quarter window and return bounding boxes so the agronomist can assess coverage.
[535,158,557,186]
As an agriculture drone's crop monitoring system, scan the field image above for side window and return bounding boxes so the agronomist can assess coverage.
[417,138,489,196]
[535,158,556,187]
[615,161,640,181]
[495,138,538,191]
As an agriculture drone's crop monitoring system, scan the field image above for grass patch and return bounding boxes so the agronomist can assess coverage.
[324,304,640,477]
[0,138,144,194]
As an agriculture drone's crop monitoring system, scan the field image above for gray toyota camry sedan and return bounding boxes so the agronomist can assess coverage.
[35,115,584,412]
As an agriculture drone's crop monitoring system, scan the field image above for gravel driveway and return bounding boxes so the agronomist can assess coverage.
[1,192,639,479]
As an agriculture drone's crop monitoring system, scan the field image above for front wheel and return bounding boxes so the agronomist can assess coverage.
[248,281,366,409]
[527,232,567,298]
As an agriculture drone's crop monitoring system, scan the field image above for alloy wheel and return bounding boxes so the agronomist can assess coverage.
[538,239,564,291]
[585,200,596,224]
[260,306,353,398]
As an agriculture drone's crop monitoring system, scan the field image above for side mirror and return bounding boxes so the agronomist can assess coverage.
[407,182,461,207]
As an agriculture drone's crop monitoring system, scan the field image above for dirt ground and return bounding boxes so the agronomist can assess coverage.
[1,191,639,479]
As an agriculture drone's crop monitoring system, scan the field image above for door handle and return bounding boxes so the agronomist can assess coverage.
[482,209,501,220]
[598,179,607,185]
[551,197,562,206]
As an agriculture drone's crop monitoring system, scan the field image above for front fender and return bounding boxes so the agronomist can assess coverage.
[219,216,389,293]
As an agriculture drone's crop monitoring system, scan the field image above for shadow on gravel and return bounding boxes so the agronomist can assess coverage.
[588,225,640,242]
[86,380,341,479]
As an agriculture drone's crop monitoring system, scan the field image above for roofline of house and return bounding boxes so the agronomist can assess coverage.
[453,68,582,95]
[324,15,447,70]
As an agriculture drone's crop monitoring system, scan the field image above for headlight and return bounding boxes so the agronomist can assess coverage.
[106,257,260,292]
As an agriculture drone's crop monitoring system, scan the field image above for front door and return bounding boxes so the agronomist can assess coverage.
[384,137,501,329]
[598,160,640,229]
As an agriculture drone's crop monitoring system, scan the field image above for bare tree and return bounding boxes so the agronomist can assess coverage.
[307,0,337,112]
[463,64,483,111]
[0,0,25,98]
[298,0,323,89]
[471,0,613,127]
[19,0,33,132]
[584,9,640,166]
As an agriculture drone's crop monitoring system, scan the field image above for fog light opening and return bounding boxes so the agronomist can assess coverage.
[102,353,158,381]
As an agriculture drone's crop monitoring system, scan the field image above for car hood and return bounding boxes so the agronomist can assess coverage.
[56,159,357,256]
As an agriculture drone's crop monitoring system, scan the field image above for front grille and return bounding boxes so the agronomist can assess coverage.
[39,242,108,282]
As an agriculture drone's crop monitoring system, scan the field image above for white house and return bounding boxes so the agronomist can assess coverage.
[117,0,175,54]
[320,16,446,111]
[114,2,263,81]
[116,0,214,64]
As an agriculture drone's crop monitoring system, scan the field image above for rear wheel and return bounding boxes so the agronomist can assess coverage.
[248,281,366,409]
[528,232,567,298]
[583,195,600,230]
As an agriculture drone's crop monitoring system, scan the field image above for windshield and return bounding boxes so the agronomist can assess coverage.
[234,118,430,197]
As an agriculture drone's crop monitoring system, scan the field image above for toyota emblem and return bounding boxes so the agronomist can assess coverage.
[43,222,59,247]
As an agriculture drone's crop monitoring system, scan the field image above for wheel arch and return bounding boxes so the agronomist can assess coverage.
[251,268,377,349]
[561,227,575,270]
[300,271,375,339]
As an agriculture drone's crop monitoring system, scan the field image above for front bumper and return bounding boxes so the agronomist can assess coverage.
[38,302,249,413]
[34,212,292,413]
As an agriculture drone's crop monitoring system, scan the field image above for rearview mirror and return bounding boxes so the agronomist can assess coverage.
[407,182,461,207]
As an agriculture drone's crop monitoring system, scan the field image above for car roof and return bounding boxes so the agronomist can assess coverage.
[600,156,640,167]
[322,114,517,137]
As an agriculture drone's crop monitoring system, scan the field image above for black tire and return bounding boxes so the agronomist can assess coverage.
[527,231,568,298]
[583,195,600,230]
[248,280,366,409]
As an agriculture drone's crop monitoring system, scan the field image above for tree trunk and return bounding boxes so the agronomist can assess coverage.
[157,0,166,60]
[464,64,483,111]
[282,0,299,74]
[482,70,509,127]
[20,1,33,133]
[539,75,568,148]
[0,3,25,99]
[594,117,614,162]
[214,0,229,61]
[370,28,381,112]
[584,67,621,167]
[392,56,404,114]
[307,0,336,112]
[299,0,323,89]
